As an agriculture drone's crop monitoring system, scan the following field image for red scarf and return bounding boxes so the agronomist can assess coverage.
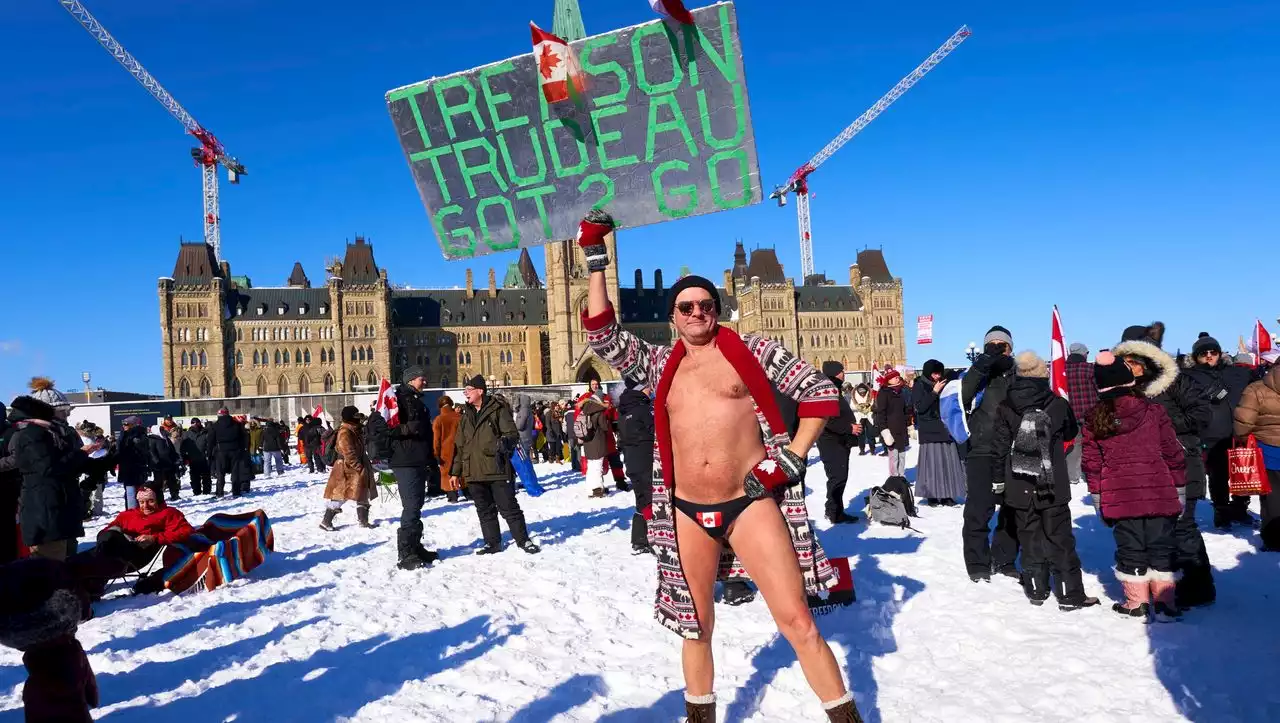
[652,326,787,491]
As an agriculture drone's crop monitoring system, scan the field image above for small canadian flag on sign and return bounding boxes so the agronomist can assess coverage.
[698,511,722,529]
[530,22,586,104]
[375,378,399,427]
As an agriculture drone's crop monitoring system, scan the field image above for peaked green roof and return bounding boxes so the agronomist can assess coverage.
[552,0,586,41]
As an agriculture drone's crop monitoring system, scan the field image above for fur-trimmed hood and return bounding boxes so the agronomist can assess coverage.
[1113,339,1179,398]
[7,395,56,423]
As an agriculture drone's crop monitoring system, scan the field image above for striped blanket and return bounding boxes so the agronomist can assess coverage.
[160,510,274,594]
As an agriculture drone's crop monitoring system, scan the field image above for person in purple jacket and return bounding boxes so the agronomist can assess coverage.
[1083,352,1187,622]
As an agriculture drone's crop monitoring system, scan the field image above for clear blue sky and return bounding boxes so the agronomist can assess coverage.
[2,0,1277,400]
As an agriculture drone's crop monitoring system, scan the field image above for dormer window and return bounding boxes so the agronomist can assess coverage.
[256,304,266,316]
[277,304,288,315]
[319,304,328,314]
[299,304,309,315]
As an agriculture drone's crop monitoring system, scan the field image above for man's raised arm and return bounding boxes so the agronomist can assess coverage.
[577,210,660,385]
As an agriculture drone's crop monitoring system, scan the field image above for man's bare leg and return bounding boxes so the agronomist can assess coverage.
[674,508,724,697]
[727,499,847,702]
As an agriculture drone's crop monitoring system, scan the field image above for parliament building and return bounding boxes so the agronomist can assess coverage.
[158,235,905,398]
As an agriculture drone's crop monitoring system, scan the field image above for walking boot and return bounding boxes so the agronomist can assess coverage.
[1053,577,1100,611]
[1019,566,1051,606]
[823,693,865,723]
[1175,564,1217,609]
[1149,571,1182,622]
[319,508,338,532]
[684,693,715,723]
[722,581,756,606]
[1112,569,1151,621]
[356,505,376,529]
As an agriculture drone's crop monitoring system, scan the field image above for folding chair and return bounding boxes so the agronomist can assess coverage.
[376,468,400,505]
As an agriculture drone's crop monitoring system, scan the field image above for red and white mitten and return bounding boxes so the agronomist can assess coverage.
[576,209,615,272]
[743,447,806,499]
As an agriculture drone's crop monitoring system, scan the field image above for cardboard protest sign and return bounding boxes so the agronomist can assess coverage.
[386,2,760,259]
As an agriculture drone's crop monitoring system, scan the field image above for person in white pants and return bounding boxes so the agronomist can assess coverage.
[578,394,611,497]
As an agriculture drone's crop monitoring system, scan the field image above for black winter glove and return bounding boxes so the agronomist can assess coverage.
[983,342,1006,357]
[989,354,1015,376]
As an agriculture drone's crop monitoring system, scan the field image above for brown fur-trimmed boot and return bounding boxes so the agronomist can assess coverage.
[823,692,865,723]
[684,692,715,723]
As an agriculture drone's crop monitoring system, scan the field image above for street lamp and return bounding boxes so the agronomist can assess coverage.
[81,371,91,403]
[965,342,978,363]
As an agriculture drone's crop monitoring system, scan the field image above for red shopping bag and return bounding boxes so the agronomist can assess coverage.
[1228,435,1272,496]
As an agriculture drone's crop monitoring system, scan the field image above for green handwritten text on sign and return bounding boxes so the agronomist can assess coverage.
[386,2,760,260]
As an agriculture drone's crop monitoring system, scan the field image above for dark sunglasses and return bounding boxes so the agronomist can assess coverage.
[675,299,716,316]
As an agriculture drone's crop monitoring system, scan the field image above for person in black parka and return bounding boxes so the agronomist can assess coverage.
[146,426,182,501]
[1115,328,1218,608]
[961,325,1022,582]
[115,417,151,510]
[816,361,862,525]
[300,416,326,474]
[364,403,390,463]
[209,408,248,497]
[1183,332,1256,528]
[617,380,657,552]
[993,353,1099,610]
[180,419,212,494]
[7,397,94,561]
[0,400,21,565]
[387,366,438,570]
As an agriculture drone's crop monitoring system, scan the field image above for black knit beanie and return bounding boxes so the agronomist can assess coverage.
[667,275,722,318]
[1191,332,1221,358]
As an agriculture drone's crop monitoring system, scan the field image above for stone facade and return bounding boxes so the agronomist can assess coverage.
[158,237,904,398]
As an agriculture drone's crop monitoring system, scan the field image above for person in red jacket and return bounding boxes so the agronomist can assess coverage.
[71,487,195,598]
[1083,352,1186,623]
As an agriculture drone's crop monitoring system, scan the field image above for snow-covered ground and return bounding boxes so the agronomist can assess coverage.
[2,448,1278,722]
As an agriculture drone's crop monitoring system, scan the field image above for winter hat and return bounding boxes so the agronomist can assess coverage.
[217,407,230,416]
[922,359,945,379]
[122,415,142,427]
[1015,351,1048,378]
[1191,333,1221,358]
[1093,351,1136,396]
[465,375,486,391]
[402,365,426,384]
[1235,352,1256,367]
[1263,350,1280,365]
[1120,322,1166,348]
[983,325,1013,348]
[28,377,70,410]
[340,405,361,424]
[882,368,903,386]
[821,361,845,378]
[1068,342,1089,358]
[667,275,722,318]
[0,559,84,652]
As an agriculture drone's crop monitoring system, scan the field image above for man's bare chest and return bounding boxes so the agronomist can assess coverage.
[667,353,751,410]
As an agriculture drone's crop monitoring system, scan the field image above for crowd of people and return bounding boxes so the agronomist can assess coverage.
[3,299,1277,723]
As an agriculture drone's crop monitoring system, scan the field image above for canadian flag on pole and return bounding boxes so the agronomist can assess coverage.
[1253,319,1273,356]
[1051,306,1069,401]
[650,0,695,24]
[311,404,329,424]
[530,22,585,104]
[870,362,881,392]
[375,378,400,427]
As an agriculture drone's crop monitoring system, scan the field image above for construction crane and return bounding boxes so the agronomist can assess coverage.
[770,25,971,280]
[59,0,245,262]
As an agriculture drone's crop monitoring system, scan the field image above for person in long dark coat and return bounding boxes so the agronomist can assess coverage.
[873,369,911,477]
[7,397,96,560]
[913,360,966,505]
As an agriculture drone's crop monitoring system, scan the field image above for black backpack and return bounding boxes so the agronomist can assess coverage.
[322,427,341,465]
[866,475,918,528]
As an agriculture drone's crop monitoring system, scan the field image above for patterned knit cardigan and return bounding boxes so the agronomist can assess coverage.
[584,303,841,639]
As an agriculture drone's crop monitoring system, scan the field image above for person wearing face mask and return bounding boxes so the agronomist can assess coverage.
[8,379,101,561]
[961,327,1022,583]
[577,211,857,723]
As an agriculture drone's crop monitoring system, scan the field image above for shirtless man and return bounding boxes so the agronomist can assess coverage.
[576,211,862,723]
